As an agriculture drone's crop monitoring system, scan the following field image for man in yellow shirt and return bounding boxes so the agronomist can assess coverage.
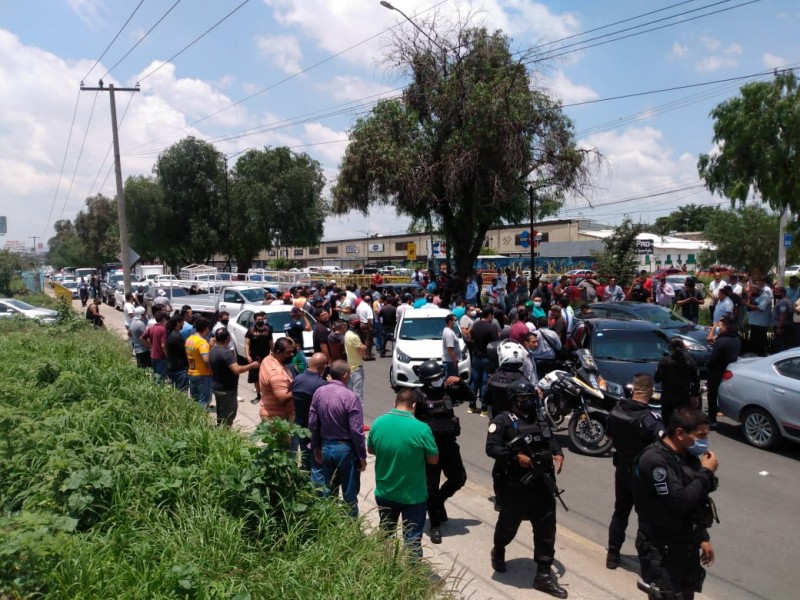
[345,315,367,403]
[185,317,212,407]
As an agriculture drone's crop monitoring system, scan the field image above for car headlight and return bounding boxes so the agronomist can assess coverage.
[396,349,412,364]
[598,376,624,397]
[680,338,707,352]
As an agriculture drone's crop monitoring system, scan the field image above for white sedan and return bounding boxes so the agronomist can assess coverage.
[0,298,58,324]
[228,304,316,360]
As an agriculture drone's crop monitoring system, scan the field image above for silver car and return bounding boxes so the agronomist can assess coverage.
[665,274,706,299]
[718,348,800,450]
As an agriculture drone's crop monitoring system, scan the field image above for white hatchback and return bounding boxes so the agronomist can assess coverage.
[228,303,316,360]
[390,306,471,389]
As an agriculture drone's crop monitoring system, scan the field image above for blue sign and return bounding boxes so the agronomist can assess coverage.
[784,233,793,248]
[519,230,530,249]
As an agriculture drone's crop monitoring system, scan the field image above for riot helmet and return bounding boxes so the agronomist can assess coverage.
[497,340,526,371]
[416,360,445,389]
[508,379,537,414]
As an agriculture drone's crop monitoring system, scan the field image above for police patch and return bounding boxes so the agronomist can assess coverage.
[488,423,497,433]
[653,467,668,482]
[654,482,668,496]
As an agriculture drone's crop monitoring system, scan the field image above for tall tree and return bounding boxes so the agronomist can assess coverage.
[698,71,800,214]
[651,204,721,235]
[332,18,598,280]
[46,219,86,269]
[0,249,33,294]
[124,175,172,265]
[73,195,119,265]
[591,218,643,283]
[699,205,779,277]
[229,147,327,272]
[154,136,226,264]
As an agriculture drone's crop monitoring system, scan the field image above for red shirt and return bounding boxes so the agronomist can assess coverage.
[141,323,167,360]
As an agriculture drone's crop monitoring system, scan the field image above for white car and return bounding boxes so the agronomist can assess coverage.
[390,306,471,389]
[785,265,800,278]
[228,304,317,359]
[0,298,58,324]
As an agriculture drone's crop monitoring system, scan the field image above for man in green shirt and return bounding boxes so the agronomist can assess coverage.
[368,388,439,556]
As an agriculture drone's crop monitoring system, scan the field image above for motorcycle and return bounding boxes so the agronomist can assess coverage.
[539,348,616,456]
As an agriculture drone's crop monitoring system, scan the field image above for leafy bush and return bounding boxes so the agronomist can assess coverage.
[0,318,449,599]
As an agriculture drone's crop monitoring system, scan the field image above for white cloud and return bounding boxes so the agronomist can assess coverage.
[66,0,105,27]
[671,42,689,58]
[701,36,721,51]
[695,55,737,72]
[541,71,598,104]
[762,52,787,69]
[302,122,349,167]
[724,43,743,55]
[318,75,395,102]
[255,34,303,74]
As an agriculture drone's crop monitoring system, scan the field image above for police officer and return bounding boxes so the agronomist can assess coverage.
[486,380,568,598]
[484,340,532,417]
[414,360,474,544]
[634,407,719,600]
[605,373,665,570]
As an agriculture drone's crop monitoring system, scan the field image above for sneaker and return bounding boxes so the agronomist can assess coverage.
[480,409,490,418]
[430,527,442,544]
[533,570,568,598]
[467,404,477,414]
[606,549,620,570]
[490,547,506,573]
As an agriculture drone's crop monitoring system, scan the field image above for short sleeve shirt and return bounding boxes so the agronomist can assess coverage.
[246,324,273,359]
[210,345,238,390]
[344,329,363,372]
[368,408,439,505]
[185,333,211,377]
[442,326,461,363]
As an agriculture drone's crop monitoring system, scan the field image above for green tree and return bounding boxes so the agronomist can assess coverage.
[332,19,598,280]
[229,147,327,272]
[590,218,643,283]
[72,195,119,265]
[699,205,779,276]
[0,249,33,294]
[651,204,721,235]
[46,220,86,269]
[698,71,800,215]
[124,175,170,265]
[154,136,226,264]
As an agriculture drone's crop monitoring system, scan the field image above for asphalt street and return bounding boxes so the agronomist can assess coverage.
[84,297,800,600]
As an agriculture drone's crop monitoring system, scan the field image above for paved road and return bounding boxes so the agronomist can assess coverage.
[81,297,800,599]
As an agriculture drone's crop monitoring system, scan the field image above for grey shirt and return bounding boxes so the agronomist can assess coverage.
[130,318,148,354]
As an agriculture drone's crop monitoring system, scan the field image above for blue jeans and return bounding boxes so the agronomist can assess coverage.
[151,358,168,382]
[189,375,212,407]
[375,496,428,557]
[311,441,361,517]
[443,361,458,377]
[374,319,383,352]
[169,368,189,392]
[470,355,490,406]
[348,366,364,404]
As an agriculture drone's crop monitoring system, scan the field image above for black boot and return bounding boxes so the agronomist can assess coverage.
[533,568,568,599]
[606,549,620,570]
[439,505,448,523]
[490,547,506,573]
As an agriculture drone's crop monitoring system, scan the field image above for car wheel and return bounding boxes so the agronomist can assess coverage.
[389,365,398,392]
[741,407,782,450]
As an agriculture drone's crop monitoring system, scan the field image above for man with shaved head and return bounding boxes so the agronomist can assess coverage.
[291,352,329,469]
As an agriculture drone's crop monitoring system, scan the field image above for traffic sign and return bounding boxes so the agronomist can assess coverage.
[784,233,793,248]
[406,242,417,261]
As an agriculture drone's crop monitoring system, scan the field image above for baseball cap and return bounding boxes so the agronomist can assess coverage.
[134,306,146,315]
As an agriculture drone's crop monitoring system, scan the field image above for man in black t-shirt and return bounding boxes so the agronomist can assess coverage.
[674,278,704,324]
[469,307,500,412]
[210,329,259,426]
[312,309,332,361]
[245,312,273,402]
[378,297,398,357]
[165,315,189,391]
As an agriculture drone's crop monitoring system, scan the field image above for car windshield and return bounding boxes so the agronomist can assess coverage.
[240,288,265,302]
[6,299,35,310]
[591,329,670,362]
[630,304,693,329]
[399,317,460,340]
[263,311,315,331]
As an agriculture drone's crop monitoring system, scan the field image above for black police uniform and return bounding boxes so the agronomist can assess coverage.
[486,407,563,576]
[606,399,664,559]
[415,380,475,529]
[634,439,718,599]
[484,369,526,418]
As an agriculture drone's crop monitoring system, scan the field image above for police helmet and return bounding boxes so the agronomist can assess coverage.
[497,340,526,370]
[508,380,537,412]
[416,360,443,382]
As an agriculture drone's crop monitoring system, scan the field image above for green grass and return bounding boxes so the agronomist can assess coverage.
[0,318,451,599]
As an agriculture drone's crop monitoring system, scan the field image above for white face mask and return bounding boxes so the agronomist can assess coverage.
[534,300,542,307]
[429,377,445,388]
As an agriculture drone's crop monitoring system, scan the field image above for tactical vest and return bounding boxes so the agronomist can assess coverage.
[487,370,526,415]
[608,401,653,464]
[416,390,460,438]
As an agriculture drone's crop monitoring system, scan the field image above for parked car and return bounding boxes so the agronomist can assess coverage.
[375,282,424,297]
[185,285,271,319]
[60,280,80,299]
[564,269,597,278]
[143,285,190,314]
[576,319,672,398]
[0,298,58,324]
[665,274,706,299]
[718,349,800,450]
[650,267,683,278]
[586,302,712,373]
[101,273,143,305]
[390,306,470,389]
[228,304,317,358]
[784,265,800,278]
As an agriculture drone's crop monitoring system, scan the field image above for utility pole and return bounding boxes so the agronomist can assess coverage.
[81,81,140,295]
[28,236,39,255]
[777,207,790,286]
[528,185,537,282]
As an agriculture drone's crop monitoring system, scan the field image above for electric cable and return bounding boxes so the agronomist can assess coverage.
[82,0,145,81]
[58,90,101,220]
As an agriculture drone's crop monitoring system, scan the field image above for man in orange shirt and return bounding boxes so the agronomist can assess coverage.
[259,337,296,422]
[185,317,213,407]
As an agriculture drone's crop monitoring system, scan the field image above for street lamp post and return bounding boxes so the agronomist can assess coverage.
[380,1,448,76]
[528,185,536,280]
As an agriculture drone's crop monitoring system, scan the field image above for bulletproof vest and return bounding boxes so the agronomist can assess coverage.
[609,400,652,463]
[510,416,552,452]
[487,370,526,415]
[416,389,459,437]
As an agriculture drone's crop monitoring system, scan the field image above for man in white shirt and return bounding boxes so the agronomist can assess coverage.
[708,272,727,309]
[123,293,136,331]
[441,314,462,377]
[494,267,508,310]
[356,293,376,360]
[603,278,625,302]
[653,276,675,307]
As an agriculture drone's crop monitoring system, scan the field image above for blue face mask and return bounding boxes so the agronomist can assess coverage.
[688,436,710,457]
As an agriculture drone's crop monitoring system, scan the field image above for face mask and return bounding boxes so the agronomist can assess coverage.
[428,377,445,389]
[220,319,229,326]
[688,436,710,457]
[283,353,295,365]
[534,301,542,307]
[515,395,535,414]
[256,321,265,328]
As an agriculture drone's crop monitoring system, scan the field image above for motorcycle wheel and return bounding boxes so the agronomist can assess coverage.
[567,411,613,456]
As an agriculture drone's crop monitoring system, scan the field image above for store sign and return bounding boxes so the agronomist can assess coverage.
[634,239,654,255]
[345,244,360,254]
[368,242,384,253]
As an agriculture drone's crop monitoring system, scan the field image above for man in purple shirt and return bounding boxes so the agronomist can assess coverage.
[309,360,367,516]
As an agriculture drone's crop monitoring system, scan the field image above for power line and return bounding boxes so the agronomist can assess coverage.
[100,0,182,80]
[58,91,101,221]
[88,92,137,197]
[82,0,145,81]
[138,0,252,82]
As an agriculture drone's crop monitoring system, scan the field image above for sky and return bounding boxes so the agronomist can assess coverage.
[1,0,798,252]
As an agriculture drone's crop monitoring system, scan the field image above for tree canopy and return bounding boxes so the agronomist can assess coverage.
[698,71,800,214]
[332,18,598,280]
[651,204,721,235]
[46,196,119,268]
[591,218,643,284]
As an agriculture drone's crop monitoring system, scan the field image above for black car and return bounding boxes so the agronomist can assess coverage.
[587,302,712,373]
[577,319,672,399]
[375,282,424,297]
